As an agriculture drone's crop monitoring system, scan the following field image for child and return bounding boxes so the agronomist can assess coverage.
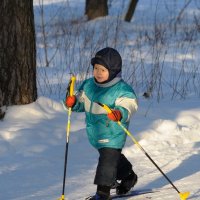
[65,47,138,200]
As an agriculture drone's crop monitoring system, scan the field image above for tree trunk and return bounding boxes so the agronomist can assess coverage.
[0,0,37,115]
[124,0,138,22]
[85,0,108,20]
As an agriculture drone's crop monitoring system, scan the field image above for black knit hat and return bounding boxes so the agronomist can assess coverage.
[91,47,122,81]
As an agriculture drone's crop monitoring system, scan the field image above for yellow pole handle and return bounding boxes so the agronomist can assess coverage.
[98,102,112,113]
[69,76,76,96]
[66,76,76,141]
[97,103,141,147]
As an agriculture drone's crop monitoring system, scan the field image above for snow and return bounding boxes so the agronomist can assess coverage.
[1,97,200,200]
[1,0,200,200]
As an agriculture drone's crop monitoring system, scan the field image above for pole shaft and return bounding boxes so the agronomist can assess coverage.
[60,76,76,198]
[96,103,190,200]
[118,121,180,194]
[142,147,180,193]
[62,141,69,195]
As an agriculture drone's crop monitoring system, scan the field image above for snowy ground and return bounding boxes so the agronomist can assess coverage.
[0,97,200,200]
[1,0,200,200]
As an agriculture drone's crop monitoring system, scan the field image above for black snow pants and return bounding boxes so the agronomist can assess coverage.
[94,147,134,186]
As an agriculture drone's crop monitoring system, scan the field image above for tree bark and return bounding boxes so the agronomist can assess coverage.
[124,0,138,22]
[85,0,108,20]
[0,0,37,113]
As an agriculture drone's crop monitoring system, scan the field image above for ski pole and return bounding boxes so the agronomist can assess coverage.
[97,102,190,200]
[59,76,76,200]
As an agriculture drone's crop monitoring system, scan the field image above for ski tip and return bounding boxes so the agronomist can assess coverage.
[179,191,190,200]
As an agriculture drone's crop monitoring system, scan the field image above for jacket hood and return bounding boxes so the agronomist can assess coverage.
[91,47,122,82]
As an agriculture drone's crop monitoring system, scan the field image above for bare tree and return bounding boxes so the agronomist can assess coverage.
[0,0,37,119]
[85,0,108,20]
[124,0,138,22]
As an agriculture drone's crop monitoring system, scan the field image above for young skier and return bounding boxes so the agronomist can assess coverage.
[65,47,138,200]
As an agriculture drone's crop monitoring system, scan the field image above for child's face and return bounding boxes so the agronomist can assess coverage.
[93,64,109,83]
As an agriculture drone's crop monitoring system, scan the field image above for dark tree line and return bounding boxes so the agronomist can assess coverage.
[85,0,138,22]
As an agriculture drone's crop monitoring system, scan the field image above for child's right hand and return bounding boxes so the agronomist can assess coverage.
[65,95,76,108]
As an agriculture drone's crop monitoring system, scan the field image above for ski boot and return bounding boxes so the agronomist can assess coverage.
[116,171,138,195]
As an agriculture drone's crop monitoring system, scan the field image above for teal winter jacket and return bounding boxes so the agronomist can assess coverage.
[72,77,138,149]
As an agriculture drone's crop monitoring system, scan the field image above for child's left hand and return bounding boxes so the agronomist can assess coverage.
[107,110,122,121]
